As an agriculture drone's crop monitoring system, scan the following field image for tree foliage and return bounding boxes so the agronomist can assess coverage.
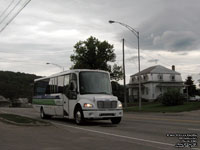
[111,81,124,102]
[70,36,123,81]
[184,76,196,96]
[0,71,41,101]
[161,88,184,106]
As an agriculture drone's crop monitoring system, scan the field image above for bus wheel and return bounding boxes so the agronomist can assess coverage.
[74,107,84,125]
[111,117,121,124]
[40,108,50,119]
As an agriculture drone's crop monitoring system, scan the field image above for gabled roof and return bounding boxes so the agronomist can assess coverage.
[131,65,180,77]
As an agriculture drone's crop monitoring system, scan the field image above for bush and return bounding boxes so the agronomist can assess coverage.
[161,88,184,106]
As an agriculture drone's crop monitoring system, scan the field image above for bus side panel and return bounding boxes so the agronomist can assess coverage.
[32,98,63,116]
[54,106,64,116]
[43,105,55,115]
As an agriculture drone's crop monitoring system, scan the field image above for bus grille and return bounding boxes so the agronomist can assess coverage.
[97,101,117,109]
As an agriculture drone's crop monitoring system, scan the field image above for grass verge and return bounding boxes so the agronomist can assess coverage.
[0,113,51,126]
[124,102,200,112]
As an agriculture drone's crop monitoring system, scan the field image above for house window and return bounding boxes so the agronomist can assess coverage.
[146,87,149,95]
[158,74,163,80]
[142,88,144,95]
[143,74,148,81]
[171,75,175,81]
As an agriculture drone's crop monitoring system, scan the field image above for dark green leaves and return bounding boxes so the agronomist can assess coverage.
[70,36,122,81]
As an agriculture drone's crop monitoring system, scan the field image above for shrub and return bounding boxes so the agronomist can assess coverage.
[161,88,184,106]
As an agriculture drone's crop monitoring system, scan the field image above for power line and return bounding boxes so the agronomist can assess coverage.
[0,0,31,33]
[0,0,15,20]
[0,0,22,25]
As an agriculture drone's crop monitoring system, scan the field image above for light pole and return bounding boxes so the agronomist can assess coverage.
[109,20,142,110]
[46,62,64,72]
[122,38,127,108]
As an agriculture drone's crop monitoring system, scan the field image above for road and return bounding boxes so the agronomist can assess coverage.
[0,107,200,150]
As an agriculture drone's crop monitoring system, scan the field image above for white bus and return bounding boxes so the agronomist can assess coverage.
[32,69,123,125]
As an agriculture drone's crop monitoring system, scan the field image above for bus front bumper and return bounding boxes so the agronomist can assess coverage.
[82,109,123,119]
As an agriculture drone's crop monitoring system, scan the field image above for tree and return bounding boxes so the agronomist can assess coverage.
[161,88,184,106]
[185,76,196,96]
[70,36,123,81]
[111,81,124,102]
[0,71,41,101]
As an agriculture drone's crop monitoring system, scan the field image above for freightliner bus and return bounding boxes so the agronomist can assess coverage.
[32,69,123,125]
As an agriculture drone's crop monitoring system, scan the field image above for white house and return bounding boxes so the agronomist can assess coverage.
[128,65,184,102]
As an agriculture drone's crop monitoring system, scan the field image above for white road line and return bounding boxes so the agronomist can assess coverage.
[52,122,174,147]
[188,128,200,131]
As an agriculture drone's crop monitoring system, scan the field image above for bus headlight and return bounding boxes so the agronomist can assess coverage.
[83,103,93,108]
[118,102,122,108]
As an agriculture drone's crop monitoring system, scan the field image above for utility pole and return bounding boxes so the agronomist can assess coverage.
[122,39,127,107]
[137,32,141,110]
[109,20,141,110]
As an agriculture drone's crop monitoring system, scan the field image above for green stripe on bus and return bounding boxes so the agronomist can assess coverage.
[32,99,56,105]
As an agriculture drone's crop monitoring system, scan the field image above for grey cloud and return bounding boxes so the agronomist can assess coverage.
[148,59,159,63]
[152,31,197,51]
[126,55,144,62]
[176,52,188,56]
[1,0,200,76]
[118,0,200,52]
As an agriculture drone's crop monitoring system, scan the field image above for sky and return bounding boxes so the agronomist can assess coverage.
[0,0,200,86]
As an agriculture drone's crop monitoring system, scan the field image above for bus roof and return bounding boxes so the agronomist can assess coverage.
[34,69,109,82]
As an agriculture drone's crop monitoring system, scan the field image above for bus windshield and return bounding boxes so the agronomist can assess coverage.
[79,71,112,95]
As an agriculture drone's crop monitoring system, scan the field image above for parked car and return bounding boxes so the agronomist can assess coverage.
[189,97,196,101]
[195,95,200,101]
[189,96,200,101]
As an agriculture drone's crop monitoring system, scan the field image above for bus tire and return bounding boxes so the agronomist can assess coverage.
[111,117,121,124]
[74,107,84,125]
[40,107,51,119]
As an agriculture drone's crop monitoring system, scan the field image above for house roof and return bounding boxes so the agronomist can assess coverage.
[131,65,180,77]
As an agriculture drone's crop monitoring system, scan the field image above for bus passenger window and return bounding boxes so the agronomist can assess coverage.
[58,76,64,93]
[34,79,49,96]
[64,75,70,94]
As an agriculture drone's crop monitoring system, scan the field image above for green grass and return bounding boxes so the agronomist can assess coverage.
[0,114,50,125]
[124,102,200,112]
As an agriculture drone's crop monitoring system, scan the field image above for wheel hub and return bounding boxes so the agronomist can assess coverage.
[76,111,81,124]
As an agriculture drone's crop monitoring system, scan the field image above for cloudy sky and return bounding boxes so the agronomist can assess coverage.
[0,0,200,86]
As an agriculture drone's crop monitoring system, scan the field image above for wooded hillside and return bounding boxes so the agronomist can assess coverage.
[0,71,41,101]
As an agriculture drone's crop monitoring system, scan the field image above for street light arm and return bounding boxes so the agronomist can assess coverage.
[109,20,139,37]
[116,21,138,37]
[46,62,64,71]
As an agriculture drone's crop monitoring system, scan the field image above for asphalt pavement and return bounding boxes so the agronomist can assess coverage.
[0,107,200,150]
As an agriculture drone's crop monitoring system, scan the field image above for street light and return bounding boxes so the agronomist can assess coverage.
[46,62,64,72]
[109,20,142,110]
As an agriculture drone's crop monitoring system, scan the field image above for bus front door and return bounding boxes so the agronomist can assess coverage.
[63,95,69,117]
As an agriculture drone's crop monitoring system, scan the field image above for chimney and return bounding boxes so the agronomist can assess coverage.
[172,65,175,71]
